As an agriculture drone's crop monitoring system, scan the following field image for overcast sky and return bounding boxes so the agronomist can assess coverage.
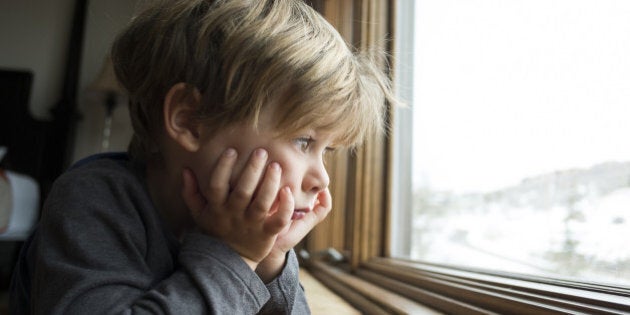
[412,0,630,192]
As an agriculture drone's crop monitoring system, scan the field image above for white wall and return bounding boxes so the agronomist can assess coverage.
[0,0,138,161]
[0,0,75,119]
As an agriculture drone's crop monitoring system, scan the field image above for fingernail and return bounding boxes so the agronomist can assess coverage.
[224,148,236,157]
[270,162,281,171]
[284,186,291,194]
[255,148,267,159]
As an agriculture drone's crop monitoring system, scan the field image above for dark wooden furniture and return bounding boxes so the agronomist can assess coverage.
[0,70,52,190]
[0,0,88,291]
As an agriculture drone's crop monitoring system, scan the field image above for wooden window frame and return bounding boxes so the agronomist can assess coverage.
[302,0,630,314]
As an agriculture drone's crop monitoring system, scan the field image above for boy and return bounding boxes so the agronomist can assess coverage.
[10,0,395,313]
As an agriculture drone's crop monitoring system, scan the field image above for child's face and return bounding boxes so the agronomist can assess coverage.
[192,106,335,214]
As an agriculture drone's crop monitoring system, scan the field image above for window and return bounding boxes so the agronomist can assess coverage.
[392,0,630,288]
[304,1,630,313]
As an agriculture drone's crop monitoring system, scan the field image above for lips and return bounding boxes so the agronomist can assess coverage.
[292,207,310,220]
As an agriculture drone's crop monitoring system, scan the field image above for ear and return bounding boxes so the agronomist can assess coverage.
[163,83,203,152]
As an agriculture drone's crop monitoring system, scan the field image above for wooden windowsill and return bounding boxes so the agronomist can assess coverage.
[300,268,360,314]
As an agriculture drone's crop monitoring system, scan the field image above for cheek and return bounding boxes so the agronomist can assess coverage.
[227,141,276,187]
[192,136,254,190]
[190,145,223,191]
[204,137,295,189]
[228,155,251,187]
[268,153,302,190]
[278,167,300,191]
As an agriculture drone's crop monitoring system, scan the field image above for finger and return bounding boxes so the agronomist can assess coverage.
[314,188,333,218]
[297,189,332,230]
[227,148,268,211]
[207,148,238,206]
[181,168,206,219]
[264,186,293,234]
[247,162,282,222]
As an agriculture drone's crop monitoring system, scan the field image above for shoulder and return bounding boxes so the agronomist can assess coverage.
[51,153,143,202]
[60,152,137,185]
[43,153,150,227]
[36,153,159,255]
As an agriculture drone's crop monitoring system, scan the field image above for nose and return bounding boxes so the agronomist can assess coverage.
[302,158,330,194]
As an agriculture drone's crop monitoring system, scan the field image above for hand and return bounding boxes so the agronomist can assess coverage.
[181,148,294,270]
[274,188,332,254]
[256,188,332,281]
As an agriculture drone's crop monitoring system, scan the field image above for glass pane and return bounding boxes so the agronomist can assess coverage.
[407,0,630,286]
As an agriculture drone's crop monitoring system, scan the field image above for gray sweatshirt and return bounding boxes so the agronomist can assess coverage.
[10,154,310,314]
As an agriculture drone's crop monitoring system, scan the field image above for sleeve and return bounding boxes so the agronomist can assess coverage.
[258,249,311,315]
[27,167,299,315]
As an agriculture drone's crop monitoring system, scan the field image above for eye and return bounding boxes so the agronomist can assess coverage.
[294,137,314,152]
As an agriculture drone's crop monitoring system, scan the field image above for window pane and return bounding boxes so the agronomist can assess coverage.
[398,0,630,287]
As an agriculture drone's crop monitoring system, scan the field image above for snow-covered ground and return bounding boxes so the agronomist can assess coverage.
[410,187,630,286]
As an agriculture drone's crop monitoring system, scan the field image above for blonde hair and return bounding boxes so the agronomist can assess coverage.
[111,0,396,161]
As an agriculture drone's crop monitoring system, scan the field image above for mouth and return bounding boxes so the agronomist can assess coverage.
[292,207,311,220]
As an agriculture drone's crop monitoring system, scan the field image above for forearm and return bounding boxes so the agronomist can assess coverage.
[29,233,272,315]
[256,250,288,283]
[257,249,311,314]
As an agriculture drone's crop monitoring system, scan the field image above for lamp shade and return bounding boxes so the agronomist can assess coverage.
[89,55,125,95]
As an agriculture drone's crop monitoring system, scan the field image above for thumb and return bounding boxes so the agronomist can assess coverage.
[313,188,332,220]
